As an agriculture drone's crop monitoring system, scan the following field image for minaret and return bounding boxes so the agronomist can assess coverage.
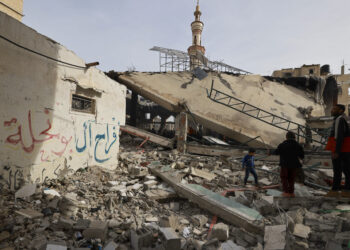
[188,0,205,69]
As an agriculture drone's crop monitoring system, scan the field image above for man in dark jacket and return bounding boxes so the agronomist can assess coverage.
[325,104,350,198]
[275,131,304,197]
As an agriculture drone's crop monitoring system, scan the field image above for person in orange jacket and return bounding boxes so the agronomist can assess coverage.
[325,104,350,198]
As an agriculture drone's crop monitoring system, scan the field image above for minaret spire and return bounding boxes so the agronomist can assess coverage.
[188,0,205,69]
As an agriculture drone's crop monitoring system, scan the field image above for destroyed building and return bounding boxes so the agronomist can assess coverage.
[0,11,126,189]
[1,1,350,250]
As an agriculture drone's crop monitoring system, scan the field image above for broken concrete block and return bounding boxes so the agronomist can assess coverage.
[293,224,311,239]
[107,181,119,187]
[132,183,143,190]
[253,199,275,216]
[190,167,217,181]
[192,214,208,227]
[15,208,43,219]
[294,241,309,250]
[259,178,272,186]
[130,228,153,250]
[29,235,47,249]
[210,223,229,241]
[129,166,148,177]
[325,241,343,250]
[15,183,36,200]
[73,219,91,230]
[264,225,286,250]
[202,238,221,250]
[46,241,67,250]
[169,202,180,211]
[221,240,245,250]
[103,240,119,250]
[83,221,108,240]
[143,180,158,190]
[145,216,158,222]
[159,215,180,230]
[159,227,181,250]
[43,189,61,197]
[57,217,75,230]
[0,231,10,242]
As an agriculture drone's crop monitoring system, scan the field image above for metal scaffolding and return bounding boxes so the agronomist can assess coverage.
[207,80,328,146]
[150,46,251,75]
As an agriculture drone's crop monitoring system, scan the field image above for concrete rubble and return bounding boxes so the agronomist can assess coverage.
[0,136,350,249]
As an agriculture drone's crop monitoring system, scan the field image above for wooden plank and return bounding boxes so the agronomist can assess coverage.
[149,165,264,235]
[120,124,174,148]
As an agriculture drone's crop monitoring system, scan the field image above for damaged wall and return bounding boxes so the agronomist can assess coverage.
[117,71,325,148]
[0,0,23,21]
[0,12,126,189]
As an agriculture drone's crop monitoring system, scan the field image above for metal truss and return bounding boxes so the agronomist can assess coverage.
[150,46,190,72]
[207,81,328,146]
[150,46,251,75]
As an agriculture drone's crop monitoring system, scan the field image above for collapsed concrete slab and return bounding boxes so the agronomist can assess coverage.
[115,71,326,148]
[148,162,264,235]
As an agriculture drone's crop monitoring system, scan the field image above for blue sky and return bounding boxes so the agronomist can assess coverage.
[23,0,350,75]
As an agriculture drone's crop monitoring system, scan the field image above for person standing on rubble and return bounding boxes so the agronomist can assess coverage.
[242,148,259,186]
[274,131,304,197]
[325,104,350,198]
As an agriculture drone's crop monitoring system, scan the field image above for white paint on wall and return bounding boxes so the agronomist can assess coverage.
[0,12,126,189]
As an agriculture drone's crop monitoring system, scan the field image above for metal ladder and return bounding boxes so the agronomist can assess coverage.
[207,81,328,146]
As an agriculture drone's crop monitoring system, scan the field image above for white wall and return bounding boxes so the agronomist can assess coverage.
[0,12,126,189]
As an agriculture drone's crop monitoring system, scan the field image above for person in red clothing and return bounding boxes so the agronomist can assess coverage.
[325,104,350,198]
[274,131,304,197]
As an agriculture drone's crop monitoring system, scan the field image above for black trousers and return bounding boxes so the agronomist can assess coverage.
[332,152,350,191]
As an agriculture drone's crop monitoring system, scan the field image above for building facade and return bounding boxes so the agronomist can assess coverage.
[0,0,23,21]
[0,12,126,189]
[272,64,321,78]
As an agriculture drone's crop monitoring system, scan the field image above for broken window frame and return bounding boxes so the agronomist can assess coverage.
[71,94,96,115]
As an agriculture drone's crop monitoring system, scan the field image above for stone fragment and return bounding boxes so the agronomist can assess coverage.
[129,166,148,177]
[202,238,221,250]
[132,183,143,190]
[192,214,208,227]
[264,225,286,250]
[325,241,343,250]
[159,227,181,250]
[15,208,43,219]
[169,202,180,211]
[15,183,36,200]
[253,199,275,216]
[143,180,158,190]
[145,216,158,222]
[83,221,108,240]
[294,241,309,250]
[46,241,67,250]
[28,235,47,249]
[57,217,75,230]
[210,223,229,241]
[107,181,119,187]
[145,175,157,181]
[293,224,311,239]
[0,231,10,242]
[103,240,119,250]
[43,189,61,197]
[73,219,91,230]
[159,215,180,230]
[130,228,153,250]
[221,240,245,250]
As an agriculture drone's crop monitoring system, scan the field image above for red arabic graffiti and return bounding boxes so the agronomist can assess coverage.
[4,110,72,160]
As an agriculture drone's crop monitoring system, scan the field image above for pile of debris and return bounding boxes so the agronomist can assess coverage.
[0,138,350,249]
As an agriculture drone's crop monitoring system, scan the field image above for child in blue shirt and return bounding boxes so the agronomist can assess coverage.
[242,148,259,186]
